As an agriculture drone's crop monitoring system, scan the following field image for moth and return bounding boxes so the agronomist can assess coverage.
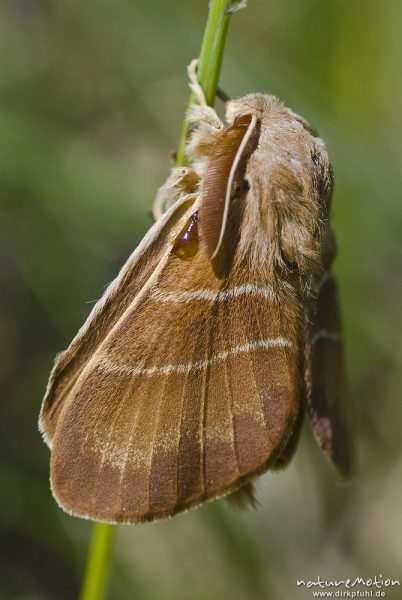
[39,61,352,524]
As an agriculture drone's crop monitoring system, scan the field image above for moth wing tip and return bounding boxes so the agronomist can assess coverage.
[49,473,122,525]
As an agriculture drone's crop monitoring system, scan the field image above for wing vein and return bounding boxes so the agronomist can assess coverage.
[222,318,240,477]
[244,298,269,437]
[201,300,217,498]
[147,367,170,514]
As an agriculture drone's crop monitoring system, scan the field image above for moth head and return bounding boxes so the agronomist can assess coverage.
[285,108,319,137]
[227,95,320,140]
[226,93,281,126]
[225,95,334,279]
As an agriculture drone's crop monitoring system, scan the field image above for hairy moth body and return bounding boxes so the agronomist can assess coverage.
[39,88,352,524]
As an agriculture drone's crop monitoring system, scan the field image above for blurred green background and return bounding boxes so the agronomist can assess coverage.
[1,1,401,599]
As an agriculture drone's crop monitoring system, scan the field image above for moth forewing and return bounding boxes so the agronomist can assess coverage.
[39,193,198,448]
[49,237,300,523]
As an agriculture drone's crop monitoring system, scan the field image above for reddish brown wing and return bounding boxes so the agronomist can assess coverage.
[39,196,195,447]
[49,244,300,523]
[304,272,353,477]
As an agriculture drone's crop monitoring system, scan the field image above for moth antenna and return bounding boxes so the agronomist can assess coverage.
[216,86,231,103]
[187,59,207,108]
[226,482,258,510]
[199,113,257,262]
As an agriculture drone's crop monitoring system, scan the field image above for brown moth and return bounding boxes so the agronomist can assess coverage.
[39,61,352,524]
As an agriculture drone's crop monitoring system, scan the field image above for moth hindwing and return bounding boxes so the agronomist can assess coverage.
[40,92,351,524]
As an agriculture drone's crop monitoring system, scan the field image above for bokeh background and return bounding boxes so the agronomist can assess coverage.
[1,1,401,599]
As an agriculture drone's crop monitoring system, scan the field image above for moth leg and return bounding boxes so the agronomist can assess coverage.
[152,167,199,220]
[188,60,231,105]
[185,59,225,165]
[186,105,224,168]
[187,58,206,107]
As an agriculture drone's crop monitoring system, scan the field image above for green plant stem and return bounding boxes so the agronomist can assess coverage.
[176,0,246,166]
[79,523,116,600]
